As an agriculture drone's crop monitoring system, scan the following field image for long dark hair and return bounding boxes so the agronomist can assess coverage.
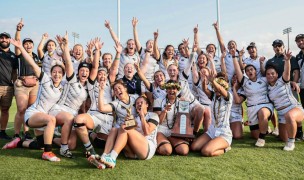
[43,39,57,53]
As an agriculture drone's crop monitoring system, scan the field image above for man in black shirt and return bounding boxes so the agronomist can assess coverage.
[0,32,18,140]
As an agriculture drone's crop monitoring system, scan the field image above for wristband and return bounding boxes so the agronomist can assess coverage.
[114,58,120,61]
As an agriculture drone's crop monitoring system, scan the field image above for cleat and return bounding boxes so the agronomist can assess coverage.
[42,152,61,162]
[88,155,106,169]
[100,154,116,168]
[295,131,303,141]
[24,131,33,140]
[283,142,295,151]
[2,137,21,149]
[267,126,272,134]
[60,148,74,158]
[0,132,12,140]
[255,138,265,147]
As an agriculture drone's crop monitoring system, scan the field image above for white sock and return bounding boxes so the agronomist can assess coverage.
[61,144,69,151]
[110,150,118,160]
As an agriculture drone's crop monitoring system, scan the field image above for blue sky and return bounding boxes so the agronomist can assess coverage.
[1,0,303,58]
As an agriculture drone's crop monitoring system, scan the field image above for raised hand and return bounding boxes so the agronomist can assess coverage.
[134,63,140,71]
[85,41,93,57]
[104,20,111,29]
[99,80,106,90]
[114,40,122,53]
[132,17,138,27]
[206,52,214,61]
[259,56,266,64]
[239,47,245,57]
[10,39,22,48]
[94,37,104,50]
[153,29,159,40]
[230,48,236,57]
[221,51,227,59]
[193,24,198,34]
[42,33,48,40]
[212,21,219,30]
[192,42,198,53]
[182,38,189,48]
[284,49,292,61]
[16,18,24,31]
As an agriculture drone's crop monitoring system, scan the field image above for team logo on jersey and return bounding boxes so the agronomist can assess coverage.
[11,55,15,58]
[248,82,252,85]
[257,81,262,84]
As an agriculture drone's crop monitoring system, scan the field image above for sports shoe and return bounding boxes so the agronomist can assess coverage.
[42,152,61,162]
[2,137,21,149]
[255,138,265,147]
[60,148,74,158]
[23,131,33,140]
[295,131,304,141]
[88,155,106,169]
[267,126,272,134]
[0,132,12,140]
[100,154,116,168]
[272,127,279,136]
[283,142,295,151]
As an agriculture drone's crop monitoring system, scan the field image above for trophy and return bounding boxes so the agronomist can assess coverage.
[123,106,137,130]
[171,101,195,138]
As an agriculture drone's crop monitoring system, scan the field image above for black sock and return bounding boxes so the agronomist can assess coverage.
[259,133,266,139]
[17,139,24,148]
[0,130,5,134]
[297,126,303,133]
[93,138,106,148]
[44,144,52,152]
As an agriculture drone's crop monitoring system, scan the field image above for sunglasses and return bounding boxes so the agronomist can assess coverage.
[273,44,282,48]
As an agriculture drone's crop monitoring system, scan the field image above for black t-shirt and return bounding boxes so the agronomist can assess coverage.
[17,52,41,76]
[0,49,18,86]
[122,73,142,95]
[266,54,299,81]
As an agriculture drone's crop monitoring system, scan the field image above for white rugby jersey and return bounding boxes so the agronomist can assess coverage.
[153,97,179,129]
[117,52,139,79]
[56,73,87,111]
[229,87,245,114]
[71,57,81,75]
[224,50,245,82]
[210,55,221,73]
[30,72,63,113]
[194,76,212,106]
[139,49,159,82]
[109,94,139,127]
[243,56,263,78]
[42,51,63,76]
[135,112,159,142]
[268,77,298,109]
[177,72,196,103]
[87,78,112,112]
[211,92,232,128]
[241,76,270,106]
[148,84,167,99]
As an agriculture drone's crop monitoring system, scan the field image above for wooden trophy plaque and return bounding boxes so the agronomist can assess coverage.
[171,101,195,138]
[123,107,137,130]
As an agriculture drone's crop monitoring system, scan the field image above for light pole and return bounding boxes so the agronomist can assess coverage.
[117,0,120,41]
[72,32,79,46]
[283,27,292,49]
[216,0,220,57]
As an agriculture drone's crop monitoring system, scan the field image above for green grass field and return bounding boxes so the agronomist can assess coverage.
[1,100,304,179]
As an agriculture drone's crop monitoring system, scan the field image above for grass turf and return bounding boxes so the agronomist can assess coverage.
[0,100,304,179]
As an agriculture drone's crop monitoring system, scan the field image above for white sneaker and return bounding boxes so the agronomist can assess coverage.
[255,138,265,147]
[283,142,295,151]
[224,146,231,153]
[268,126,272,134]
[272,127,279,136]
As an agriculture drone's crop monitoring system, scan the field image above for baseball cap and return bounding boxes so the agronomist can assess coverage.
[98,66,108,73]
[78,62,92,72]
[0,32,11,38]
[23,38,34,45]
[295,34,304,42]
[272,39,284,46]
[246,42,256,50]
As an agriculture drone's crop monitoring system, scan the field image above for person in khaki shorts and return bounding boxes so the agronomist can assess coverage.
[0,32,18,140]
[13,19,41,139]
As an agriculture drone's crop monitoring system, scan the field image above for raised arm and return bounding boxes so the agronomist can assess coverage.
[10,39,41,77]
[104,20,119,43]
[193,24,202,54]
[192,57,199,84]
[282,50,292,81]
[14,18,24,56]
[201,71,212,99]
[90,38,103,81]
[232,81,244,104]
[232,49,244,83]
[208,70,228,99]
[140,51,150,75]
[183,43,197,76]
[182,38,190,58]
[220,51,227,75]
[153,30,160,60]
[56,32,73,77]
[85,41,94,64]
[206,52,217,77]
[109,40,122,83]
[238,48,246,70]
[132,17,142,52]
[213,21,225,54]
[134,63,151,90]
[98,81,114,113]
[37,33,48,59]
